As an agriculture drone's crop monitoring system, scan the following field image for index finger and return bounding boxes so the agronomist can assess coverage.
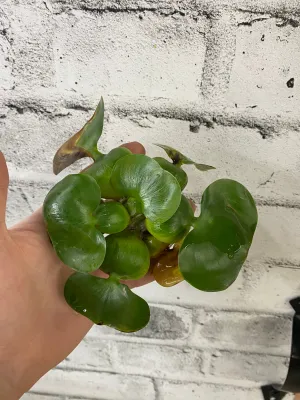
[120,142,145,155]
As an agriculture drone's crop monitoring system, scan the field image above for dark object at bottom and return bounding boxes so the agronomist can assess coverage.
[261,385,289,400]
[261,297,300,399]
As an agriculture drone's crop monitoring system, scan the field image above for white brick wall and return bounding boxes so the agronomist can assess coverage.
[1,0,299,398]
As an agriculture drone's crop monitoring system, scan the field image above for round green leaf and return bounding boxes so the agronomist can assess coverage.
[43,174,106,273]
[143,234,168,257]
[153,157,188,190]
[110,154,181,223]
[101,232,150,280]
[84,147,132,199]
[179,179,258,292]
[146,195,194,244]
[64,273,150,332]
[94,202,130,234]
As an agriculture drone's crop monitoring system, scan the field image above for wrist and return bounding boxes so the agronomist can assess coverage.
[0,361,26,399]
[0,343,41,399]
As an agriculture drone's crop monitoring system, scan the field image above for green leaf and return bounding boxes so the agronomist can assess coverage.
[124,197,143,217]
[64,273,150,332]
[153,157,188,190]
[43,174,106,273]
[110,154,181,223]
[179,179,258,292]
[155,143,215,171]
[53,98,105,174]
[101,232,150,280]
[77,98,105,160]
[146,195,195,244]
[94,202,130,234]
[143,234,168,257]
[84,147,132,199]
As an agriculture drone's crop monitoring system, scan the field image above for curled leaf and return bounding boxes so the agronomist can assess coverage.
[179,179,258,292]
[101,232,150,280]
[110,154,181,223]
[84,147,132,199]
[94,202,130,234]
[155,143,215,171]
[43,174,106,273]
[53,98,104,174]
[146,195,195,244]
[65,273,150,332]
[152,248,183,287]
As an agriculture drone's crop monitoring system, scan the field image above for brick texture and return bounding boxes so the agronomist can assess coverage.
[88,304,193,341]
[28,369,155,400]
[3,113,300,208]
[3,0,299,398]
[193,311,293,355]
[210,351,289,383]
[114,342,204,380]
[9,3,55,89]
[60,338,113,371]
[227,18,300,113]
[54,12,207,102]
[21,395,63,400]
[157,380,279,400]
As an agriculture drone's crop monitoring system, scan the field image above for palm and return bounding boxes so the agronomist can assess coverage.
[7,209,94,383]
[0,143,152,398]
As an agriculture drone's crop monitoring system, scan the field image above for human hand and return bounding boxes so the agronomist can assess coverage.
[0,142,153,399]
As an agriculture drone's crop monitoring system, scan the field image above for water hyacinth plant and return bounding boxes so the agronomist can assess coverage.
[43,98,258,333]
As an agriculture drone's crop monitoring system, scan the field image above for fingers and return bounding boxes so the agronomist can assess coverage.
[121,271,155,289]
[0,152,9,227]
[120,142,146,155]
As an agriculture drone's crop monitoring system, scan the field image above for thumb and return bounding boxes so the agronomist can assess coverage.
[0,152,9,226]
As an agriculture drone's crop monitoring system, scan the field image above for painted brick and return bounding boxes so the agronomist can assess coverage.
[51,0,161,13]
[0,35,13,91]
[21,395,63,400]
[201,14,237,102]
[3,111,300,211]
[250,206,300,263]
[29,369,155,400]
[232,0,300,14]
[157,380,278,400]
[59,338,112,371]
[114,342,203,380]
[135,260,300,313]
[0,7,13,91]
[0,110,92,173]
[132,304,193,340]
[53,12,206,101]
[51,0,198,14]
[8,4,55,88]
[87,116,300,207]
[88,304,193,341]
[210,351,289,383]
[50,0,300,15]
[6,182,52,226]
[193,311,292,355]
[7,186,33,226]
[227,18,300,113]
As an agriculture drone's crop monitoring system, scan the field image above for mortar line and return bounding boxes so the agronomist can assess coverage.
[53,365,274,390]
